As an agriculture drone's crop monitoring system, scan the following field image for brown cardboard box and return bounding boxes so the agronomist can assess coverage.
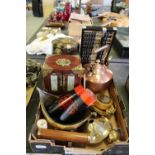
[68,13,93,38]
[29,81,129,154]
[90,0,104,5]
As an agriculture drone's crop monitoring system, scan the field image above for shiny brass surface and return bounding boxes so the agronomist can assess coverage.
[107,129,119,143]
[40,100,92,130]
[91,105,116,117]
[94,94,113,110]
[53,37,78,54]
[87,117,111,144]
[37,88,92,130]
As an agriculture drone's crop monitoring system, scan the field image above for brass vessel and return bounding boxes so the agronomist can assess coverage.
[107,129,119,143]
[37,88,93,130]
[87,117,111,144]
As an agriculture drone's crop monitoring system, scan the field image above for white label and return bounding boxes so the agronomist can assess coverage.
[67,75,75,91]
[35,145,47,149]
[50,74,58,91]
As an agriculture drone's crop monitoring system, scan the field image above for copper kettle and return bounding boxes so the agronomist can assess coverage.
[84,59,113,93]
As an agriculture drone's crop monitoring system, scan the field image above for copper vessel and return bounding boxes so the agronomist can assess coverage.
[84,59,113,93]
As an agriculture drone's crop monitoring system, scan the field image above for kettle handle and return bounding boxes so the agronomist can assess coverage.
[92,45,109,64]
[93,45,109,54]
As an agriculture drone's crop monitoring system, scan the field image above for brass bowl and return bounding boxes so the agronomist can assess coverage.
[40,100,92,130]
[53,38,78,55]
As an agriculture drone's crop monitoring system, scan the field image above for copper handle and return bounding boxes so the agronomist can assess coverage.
[37,128,89,144]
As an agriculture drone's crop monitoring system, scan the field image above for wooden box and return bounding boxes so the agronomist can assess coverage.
[29,81,129,154]
[42,55,84,95]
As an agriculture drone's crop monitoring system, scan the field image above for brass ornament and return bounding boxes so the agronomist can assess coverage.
[107,129,119,143]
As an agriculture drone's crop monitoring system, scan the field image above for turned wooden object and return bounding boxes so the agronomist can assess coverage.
[37,128,89,144]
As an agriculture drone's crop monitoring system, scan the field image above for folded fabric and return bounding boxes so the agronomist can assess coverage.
[26,33,73,55]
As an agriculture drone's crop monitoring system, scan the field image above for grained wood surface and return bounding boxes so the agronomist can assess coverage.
[26,84,36,107]
[38,128,89,143]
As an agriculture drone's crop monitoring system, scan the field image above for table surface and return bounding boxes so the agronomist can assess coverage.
[26,16,129,153]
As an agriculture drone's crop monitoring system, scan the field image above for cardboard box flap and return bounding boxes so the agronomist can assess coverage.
[69,13,91,22]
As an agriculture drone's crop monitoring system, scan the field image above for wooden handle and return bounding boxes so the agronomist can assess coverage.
[37,128,89,144]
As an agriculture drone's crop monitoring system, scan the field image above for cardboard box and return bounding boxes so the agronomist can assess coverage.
[90,0,104,5]
[68,13,93,38]
[29,81,129,154]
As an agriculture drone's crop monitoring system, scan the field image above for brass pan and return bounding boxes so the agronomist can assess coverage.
[40,100,93,130]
